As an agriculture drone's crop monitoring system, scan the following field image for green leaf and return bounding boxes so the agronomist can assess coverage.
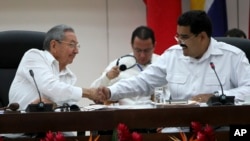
[112,128,118,141]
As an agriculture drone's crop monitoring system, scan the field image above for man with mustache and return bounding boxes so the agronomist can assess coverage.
[96,10,250,106]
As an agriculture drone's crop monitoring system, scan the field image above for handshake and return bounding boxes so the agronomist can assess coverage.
[83,87,111,102]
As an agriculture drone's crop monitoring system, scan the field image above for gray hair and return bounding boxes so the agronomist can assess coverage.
[43,24,75,51]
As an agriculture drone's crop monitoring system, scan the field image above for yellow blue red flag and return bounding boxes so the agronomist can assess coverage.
[190,0,228,37]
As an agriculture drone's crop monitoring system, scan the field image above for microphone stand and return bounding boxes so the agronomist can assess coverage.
[207,62,235,106]
[25,70,54,112]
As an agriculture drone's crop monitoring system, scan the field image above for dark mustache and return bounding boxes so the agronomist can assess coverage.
[180,44,187,48]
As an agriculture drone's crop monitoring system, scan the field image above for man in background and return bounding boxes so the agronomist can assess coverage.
[91,25,160,105]
[225,28,247,38]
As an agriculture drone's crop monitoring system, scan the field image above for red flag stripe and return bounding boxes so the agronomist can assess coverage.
[144,0,182,55]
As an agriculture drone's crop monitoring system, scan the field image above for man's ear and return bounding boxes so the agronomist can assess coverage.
[199,31,208,40]
[50,40,58,54]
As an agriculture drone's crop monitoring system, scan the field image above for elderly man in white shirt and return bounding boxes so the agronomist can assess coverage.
[9,24,100,111]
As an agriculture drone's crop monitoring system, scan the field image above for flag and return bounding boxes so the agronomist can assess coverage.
[190,0,205,10]
[144,0,182,55]
[190,0,228,37]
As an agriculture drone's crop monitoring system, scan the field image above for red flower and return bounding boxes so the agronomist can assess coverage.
[41,131,54,141]
[115,123,142,141]
[197,131,206,141]
[191,121,203,134]
[40,131,66,141]
[117,123,131,141]
[203,124,215,141]
[191,122,215,141]
[54,132,66,141]
[131,132,142,141]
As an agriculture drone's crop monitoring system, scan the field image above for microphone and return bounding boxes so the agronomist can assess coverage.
[29,70,43,107]
[210,62,225,97]
[207,62,235,106]
[116,58,127,71]
[25,70,53,112]
[119,65,127,71]
[116,55,137,71]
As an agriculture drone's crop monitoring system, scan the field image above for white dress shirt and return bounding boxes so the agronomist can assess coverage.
[91,53,159,105]
[9,49,82,110]
[109,38,250,102]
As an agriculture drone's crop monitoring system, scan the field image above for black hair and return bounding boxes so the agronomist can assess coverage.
[177,10,212,37]
[131,26,155,45]
[225,28,247,38]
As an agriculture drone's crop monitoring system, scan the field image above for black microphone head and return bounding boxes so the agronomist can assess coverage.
[119,64,127,71]
[8,103,19,111]
[70,104,80,111]
[210,62,215,69]
[29,69,34,77]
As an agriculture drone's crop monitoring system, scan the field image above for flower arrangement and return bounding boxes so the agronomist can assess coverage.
[40,131,66,141]
[112,123,143,141]
[40,123,141,141]
[169,121,216,141]
[40,131,100,141]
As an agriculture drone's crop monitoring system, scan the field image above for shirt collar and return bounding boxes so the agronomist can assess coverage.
[130,52,153,66]
[44,50,73,76]
[179,38,223,63]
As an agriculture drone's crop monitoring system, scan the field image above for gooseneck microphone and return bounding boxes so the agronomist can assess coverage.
[210,62,225,98]
[29,70,44,109]
[25,70,53,112]
[207,62,235,106]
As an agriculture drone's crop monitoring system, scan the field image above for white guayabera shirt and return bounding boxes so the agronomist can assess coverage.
[9,49,82,111]
[109,38,250,103]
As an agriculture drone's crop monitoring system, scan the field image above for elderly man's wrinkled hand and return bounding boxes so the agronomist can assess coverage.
[97,86,111,102]
[84,87,110,102]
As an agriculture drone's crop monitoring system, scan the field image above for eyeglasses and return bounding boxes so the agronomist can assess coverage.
[56,40,80,49]
[133,47,154,54]
[174,34,196,45]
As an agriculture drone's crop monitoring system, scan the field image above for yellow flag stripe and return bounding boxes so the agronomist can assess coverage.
[190,0,205,10]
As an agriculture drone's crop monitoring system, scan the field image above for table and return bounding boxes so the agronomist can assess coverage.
[0,104,250,140]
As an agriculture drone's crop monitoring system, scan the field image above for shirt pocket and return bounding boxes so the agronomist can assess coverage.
[204,74,226,86]
[204,74,226,92]
[167,73,188,97]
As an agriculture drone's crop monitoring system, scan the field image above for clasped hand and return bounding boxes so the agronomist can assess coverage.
[87,87,111,103]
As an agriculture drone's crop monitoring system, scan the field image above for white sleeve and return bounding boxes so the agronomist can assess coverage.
[90,60,117,88]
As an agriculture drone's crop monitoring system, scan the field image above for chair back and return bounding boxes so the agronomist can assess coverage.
[215,37,250,62]
[0,30,45,107]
